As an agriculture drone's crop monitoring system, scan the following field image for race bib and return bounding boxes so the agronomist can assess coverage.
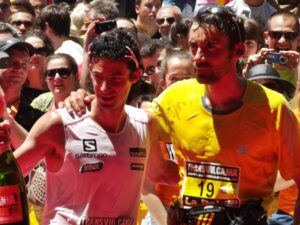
[182,161,241,208]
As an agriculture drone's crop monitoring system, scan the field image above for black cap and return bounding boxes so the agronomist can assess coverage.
[0,38,34,56]
[246,64,295,99]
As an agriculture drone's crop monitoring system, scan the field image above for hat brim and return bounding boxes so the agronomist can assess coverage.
[3,41,34,56]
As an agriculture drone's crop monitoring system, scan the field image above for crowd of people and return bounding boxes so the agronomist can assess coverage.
[0,0,299,225]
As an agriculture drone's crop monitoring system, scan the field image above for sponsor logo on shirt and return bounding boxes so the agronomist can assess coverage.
[80,161,104,173]
[83,139,97,152]
[129,148,146,157]
[130,163,144,171]
[80,217,134,225]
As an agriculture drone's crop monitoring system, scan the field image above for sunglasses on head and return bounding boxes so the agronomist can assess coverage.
[156,17,176,25]
[46,68,72,79]
[197,6,242,42]
[268,30,298,41]
[12,20,33,28]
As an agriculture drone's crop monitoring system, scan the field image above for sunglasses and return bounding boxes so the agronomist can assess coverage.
[33,47,48,56]
[46,68,72,79]
[197,6,242,42]
[156,17,176,25]
[268,30,298,41]
[12,20,33,28]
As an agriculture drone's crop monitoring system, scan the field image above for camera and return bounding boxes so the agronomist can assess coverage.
[95,20,117,34]
[266,52,288,65]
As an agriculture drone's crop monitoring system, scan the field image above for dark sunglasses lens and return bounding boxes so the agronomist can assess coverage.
[269,31,298,40]
[166,17,175,24]
[285,32,298,40]
[156,18,164,25]
[34,47,47,56]
[46,68,72,78]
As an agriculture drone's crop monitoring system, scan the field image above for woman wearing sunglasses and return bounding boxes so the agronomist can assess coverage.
[31,53,79,112]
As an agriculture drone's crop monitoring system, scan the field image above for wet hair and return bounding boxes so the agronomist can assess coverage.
[244,19,264,50]
[25,30,54,56]
[194,6,245,49]
[87,0,119,20]
[169,17,192,47]
[39,4,70,37]
[46,53,78,76]
[89,27,142,74]
[0,22,19,38]
[160,49,193,80]
[268,11,299,33]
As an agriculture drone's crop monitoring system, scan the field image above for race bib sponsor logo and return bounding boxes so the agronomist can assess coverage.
[80,161,104,173]
[80,217,134,225]
[129,148,146,157]
[130,163,144,171]
[83,139,97,152]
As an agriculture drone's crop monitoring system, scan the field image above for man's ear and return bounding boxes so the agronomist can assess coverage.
[264,31,269,46]
[130,69,142,83]
[135,4,140,15]
[234,42,245,57]
[158,78,166,90]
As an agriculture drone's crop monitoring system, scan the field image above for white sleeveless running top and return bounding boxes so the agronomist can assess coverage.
[42,105,149,225]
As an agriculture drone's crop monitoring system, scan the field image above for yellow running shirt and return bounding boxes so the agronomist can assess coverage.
[150,79,300,209]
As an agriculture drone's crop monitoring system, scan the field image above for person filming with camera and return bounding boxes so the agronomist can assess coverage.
[243,11,299,91]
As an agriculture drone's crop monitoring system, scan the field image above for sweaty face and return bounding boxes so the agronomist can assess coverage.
[10,12,34,37]
[156,7,179,37]
[266,16,299,51]
[164,57,194,88]
[0,48,30,91]
[90,58,133,109]
[188,23,235,84]
[136,0,161,24]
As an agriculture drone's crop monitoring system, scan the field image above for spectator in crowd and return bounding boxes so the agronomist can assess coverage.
[244,11,299,88]
[29,0,47,17]
[0,28,178,225]
[9,9,35,38]
[70,1,88,40]
[226,0,277,29]
[267,0,299,18]
[0,0,11,22]
[23,30,53,102]
[39,4,83,65]
[169,17,192,50]
[156,4,181,39]
[135,0,161,38]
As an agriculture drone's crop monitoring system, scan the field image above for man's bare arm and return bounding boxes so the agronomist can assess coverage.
[14,111,65,176]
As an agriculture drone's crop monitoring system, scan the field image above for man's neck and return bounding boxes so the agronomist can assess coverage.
[135,18,157,37]
[49,34,69,51]
[90,100,127,133]
[244,0,264,7]
[4,87,21,107]
[204,74,247,113]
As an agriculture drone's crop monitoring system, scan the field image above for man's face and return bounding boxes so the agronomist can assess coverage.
[243,39,258,62]
[10,12,34,37]
[188,23,235,84]
[266,15,299,51]
[136,0,161,24]
[141,49,160,88]
[90,58,134,109]
[0,0,10,22]
[164,57,194,88]
[156,7,179,37]
[0,48,30,91]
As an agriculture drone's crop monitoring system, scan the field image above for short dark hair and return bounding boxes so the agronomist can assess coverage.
[194,6,245,48]
[268,11,299,33]
[11,0,35,17]
[89,28,141,74]
[39,5,70,37]
[46,53,78,76]
[169,17,192,47]
[140,38,172,57]
[244,19,264,50]
[87,0,119,20]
